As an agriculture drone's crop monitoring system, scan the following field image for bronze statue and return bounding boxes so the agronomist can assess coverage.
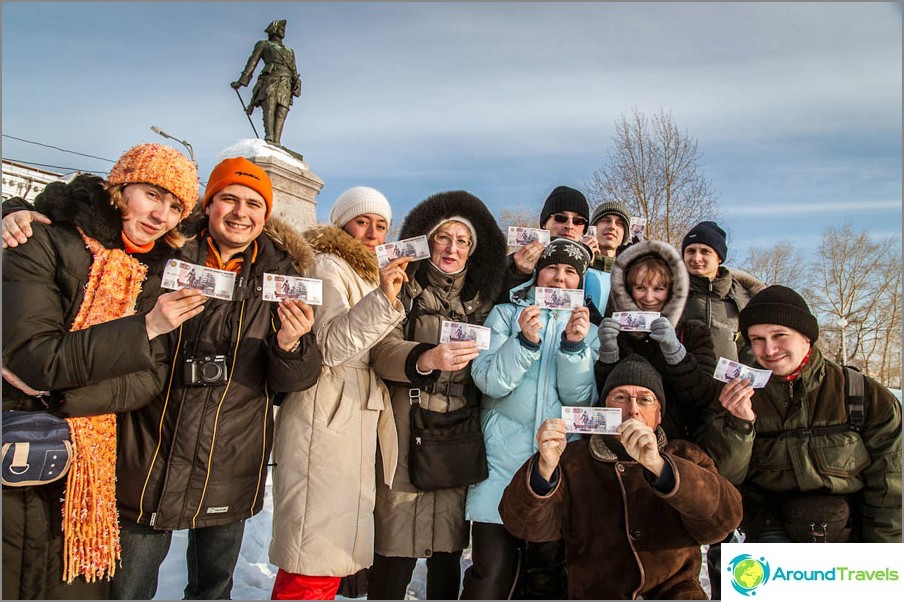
[232,19,301,148]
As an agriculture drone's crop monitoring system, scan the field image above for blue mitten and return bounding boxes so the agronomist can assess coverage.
[649,317,686,365]
[598,317,621,364]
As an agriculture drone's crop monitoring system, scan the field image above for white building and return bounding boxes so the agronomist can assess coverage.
[1,160,66,203]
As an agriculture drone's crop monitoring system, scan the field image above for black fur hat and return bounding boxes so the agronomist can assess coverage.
[398,190,508,303]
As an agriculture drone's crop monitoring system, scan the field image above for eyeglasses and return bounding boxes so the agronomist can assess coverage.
[607,392,658,407]
[552,213,587,227]
[432,232,473,250]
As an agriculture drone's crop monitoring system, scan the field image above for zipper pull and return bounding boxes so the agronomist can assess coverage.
[415,436,422,446]
[150,512,157,527]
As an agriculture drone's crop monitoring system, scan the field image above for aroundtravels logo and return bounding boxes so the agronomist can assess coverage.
[727,554,771,596]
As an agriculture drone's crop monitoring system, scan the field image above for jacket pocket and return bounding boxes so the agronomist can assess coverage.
[750,439,792,471]
[812,433,871,478]
[314,378,353,432]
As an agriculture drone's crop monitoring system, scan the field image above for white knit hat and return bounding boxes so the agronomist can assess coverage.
[428,215,478,256]
[330,186,392,227]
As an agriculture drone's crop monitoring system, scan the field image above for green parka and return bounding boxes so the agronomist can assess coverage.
[700,349,902,542]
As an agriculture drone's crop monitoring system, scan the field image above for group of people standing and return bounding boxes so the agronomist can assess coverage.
[2,145,900,601]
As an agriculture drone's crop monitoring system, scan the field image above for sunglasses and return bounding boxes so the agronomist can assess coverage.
[551,213,588,227]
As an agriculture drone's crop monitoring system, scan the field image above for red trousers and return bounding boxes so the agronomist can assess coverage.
[271,569,341,600]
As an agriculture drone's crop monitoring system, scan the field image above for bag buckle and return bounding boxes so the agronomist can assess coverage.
[809,521,829,543]
[409,388,422,406]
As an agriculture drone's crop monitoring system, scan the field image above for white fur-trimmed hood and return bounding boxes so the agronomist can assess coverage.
[610,240,689,327]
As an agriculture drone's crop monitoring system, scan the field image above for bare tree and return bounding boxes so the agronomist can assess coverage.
[587,107,720,245]
[498,207,540,231]
[807,224,901,386]
[741,240,809,291]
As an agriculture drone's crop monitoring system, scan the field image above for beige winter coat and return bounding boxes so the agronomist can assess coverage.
[268,226,408,576]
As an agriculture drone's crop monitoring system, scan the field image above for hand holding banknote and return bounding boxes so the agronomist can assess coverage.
[379,257,411,301]
[718,376,756,422]
[276,299,315,351]
[536,418,568,481]
[564,306,590,343]
[618,418,665,477]
[512,240,546,276]
[145,289,207,341]
[416,340,480,373]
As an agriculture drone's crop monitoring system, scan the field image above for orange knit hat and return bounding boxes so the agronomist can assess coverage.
[203,157,274,219]
[107,143,200,218]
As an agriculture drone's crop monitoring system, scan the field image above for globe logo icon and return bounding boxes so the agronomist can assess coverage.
[727,554,770,596]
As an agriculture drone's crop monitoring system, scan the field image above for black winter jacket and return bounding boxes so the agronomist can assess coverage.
[116,218,322,531]
[2,175,173,600]
[2,175,171,414]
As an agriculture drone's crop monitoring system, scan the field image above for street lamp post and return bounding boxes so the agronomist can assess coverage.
[839,317,848,365]
[150,125,195,164]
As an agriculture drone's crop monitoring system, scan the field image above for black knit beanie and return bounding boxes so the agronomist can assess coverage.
[681,221,727,262]
[739,285,819,343]
[539,186,589,233]
[535,237,593,285]
[601,354,666,413]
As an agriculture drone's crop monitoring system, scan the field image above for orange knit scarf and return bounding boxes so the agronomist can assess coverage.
[62,231,148,583]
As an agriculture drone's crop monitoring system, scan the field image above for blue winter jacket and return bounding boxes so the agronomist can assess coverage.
[466,280,600,524]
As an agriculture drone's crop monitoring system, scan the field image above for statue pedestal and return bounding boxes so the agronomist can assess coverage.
[216,139,323,233]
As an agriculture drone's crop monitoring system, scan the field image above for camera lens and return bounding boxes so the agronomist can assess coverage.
[200,362,224,382]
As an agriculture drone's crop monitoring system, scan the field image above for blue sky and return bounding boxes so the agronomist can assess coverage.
[2,2,901,257]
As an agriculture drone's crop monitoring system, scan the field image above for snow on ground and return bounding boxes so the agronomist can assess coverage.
[154,468,710,600]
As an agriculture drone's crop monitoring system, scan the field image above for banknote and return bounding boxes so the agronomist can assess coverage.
[507,226,551,247]
[262,273,323,305]
[535,287,585,310]
[713,357,772,388]
[629,216,647,240]
[612,311,660,332]
[439,320,491,350]
[376,235,430,268]
[562,406,622,435]
[161,259,235,301]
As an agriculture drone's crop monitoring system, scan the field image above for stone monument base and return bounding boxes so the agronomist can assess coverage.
[217,139,323,233]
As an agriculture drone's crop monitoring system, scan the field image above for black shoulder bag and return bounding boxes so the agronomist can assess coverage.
[403,283,489,491]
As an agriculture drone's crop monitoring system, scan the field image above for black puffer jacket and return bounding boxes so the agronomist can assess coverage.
[2,175,172,413]
[596,240,718,441]
[2,175,173,600]
[116,217,323,531]
[681,266,765,362]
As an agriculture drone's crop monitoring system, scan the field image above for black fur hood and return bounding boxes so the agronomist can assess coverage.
[398,190,507,303]
[610,239,690,327]
[32,173,171,266]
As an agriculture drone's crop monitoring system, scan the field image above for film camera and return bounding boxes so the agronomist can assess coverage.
[184,355,229,386]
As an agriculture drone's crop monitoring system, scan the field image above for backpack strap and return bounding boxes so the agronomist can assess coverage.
[843,365,866,434]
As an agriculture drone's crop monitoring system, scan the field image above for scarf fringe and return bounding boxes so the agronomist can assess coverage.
[61,231,148,583]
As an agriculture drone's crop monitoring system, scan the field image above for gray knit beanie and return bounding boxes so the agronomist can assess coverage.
[590,201,631,245]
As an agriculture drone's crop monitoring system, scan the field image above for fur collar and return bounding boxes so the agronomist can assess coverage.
[397,190,508,303]
[303,225,380,284]
[32,173,170,267]
[610,240,689,327]
[264,217,314,274]
[727,267,766,296]
[589,427,667,462]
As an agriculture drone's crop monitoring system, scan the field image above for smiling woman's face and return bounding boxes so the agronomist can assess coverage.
[429,221,472,273]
